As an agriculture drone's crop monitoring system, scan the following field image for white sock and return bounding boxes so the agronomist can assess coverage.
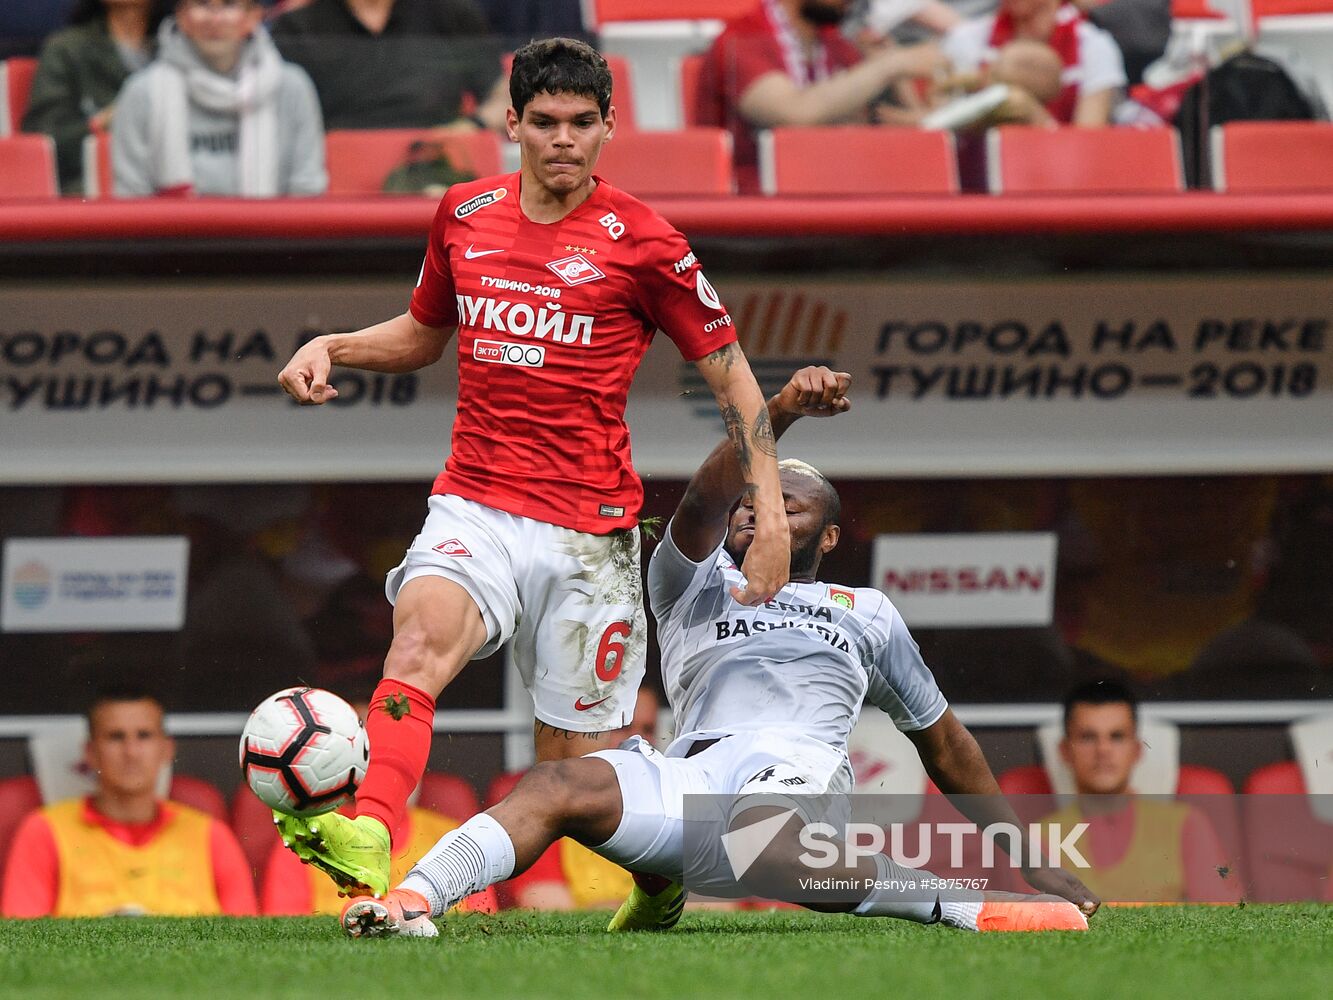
[852,854,941,924]
[400,813,516,916]
[938,900,984,932]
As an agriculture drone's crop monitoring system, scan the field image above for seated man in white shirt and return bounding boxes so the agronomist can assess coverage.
[941,0,1127,125]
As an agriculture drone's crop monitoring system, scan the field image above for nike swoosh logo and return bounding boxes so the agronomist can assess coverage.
[465,245,503,259]
[573,695,612,711]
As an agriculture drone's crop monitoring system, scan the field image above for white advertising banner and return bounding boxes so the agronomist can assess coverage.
[870,532,1058,628]
[1,536,190,632]
[1,274,1330,481]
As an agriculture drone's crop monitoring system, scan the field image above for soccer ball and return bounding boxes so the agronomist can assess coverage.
[239,687,369,817]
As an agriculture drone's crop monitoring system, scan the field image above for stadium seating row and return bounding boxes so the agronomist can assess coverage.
[0,756,1327,903]
[2,122,1332,200]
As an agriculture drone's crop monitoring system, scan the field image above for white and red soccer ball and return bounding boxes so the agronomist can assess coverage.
[239,687,369,817]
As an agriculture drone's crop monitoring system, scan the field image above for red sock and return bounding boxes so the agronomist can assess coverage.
[355,678,436,848]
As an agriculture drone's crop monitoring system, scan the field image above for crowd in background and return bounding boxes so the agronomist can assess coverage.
[2,0,1322,196]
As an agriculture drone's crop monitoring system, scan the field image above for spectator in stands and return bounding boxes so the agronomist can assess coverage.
[268,0,508,131]
[0,686,257,917]
[111,0,325,197]
[694,0,947,192]
[21,0,173,194]
[1039,680,1241,905]
[502,689,661,910]
[472,0,585,43]
[941,0,1127,125]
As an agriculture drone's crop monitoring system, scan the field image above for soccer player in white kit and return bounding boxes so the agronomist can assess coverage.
[339,367,1099,937]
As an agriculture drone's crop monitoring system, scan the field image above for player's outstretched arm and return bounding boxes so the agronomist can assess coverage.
[675,363,850,594]
[277,311,454,404]
[906,710,1101,915]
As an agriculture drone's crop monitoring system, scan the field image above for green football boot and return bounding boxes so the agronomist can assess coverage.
[274,811,391,897]
[606,878,688,932]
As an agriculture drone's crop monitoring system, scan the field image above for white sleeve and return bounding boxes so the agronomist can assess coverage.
[1077,23,1128,94]
[941,19,994,74]
[866,0,930,34]
[110,72,155,197]
[646,520,723,619]
[864,596,949,732]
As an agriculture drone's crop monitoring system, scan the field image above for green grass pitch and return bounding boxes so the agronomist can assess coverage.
[2,905,1328,1000]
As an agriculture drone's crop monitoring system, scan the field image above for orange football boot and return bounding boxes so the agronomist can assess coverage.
[976,899,1089,932]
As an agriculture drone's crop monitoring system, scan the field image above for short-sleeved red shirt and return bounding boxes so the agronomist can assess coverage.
[695,1,863,192]
[410,172,737,534]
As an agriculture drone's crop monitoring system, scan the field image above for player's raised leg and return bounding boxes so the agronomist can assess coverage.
[278,576,491,895]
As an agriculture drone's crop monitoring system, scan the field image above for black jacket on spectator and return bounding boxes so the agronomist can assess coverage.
[269,0,501,129]
[1086,0,1170,87]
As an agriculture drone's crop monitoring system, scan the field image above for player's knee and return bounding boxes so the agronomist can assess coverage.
[521,759,617,824]
[383,620,474,690]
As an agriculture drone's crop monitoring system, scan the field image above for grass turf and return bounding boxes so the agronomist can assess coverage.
[1,905,1328,1000]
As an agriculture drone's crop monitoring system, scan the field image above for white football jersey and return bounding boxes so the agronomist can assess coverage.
[648,525,948,752]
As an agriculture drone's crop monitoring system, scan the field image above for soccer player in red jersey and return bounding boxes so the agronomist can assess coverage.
[274,37,790,900]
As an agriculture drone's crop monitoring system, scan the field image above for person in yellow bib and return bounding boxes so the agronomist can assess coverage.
[1042,680,1241,905]
[1,687,257,917]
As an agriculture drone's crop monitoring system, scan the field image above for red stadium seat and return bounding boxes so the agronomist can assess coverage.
[997,764,1053,795]
[0,776,43,894]
[168,775,229,821]
[678,53,705,127]
[604,55,639,132]
[0,57,38,137]
[987,127,1183,194]
[1251,0,1333,15]
[1171,0,1229,17]
[417,772,481,823]
[591,0,759,24]
[230,784,282,880]
[483,770,526,809]
[758,127,959,195]
[1241,761,1333,901]
[323,129,503,196]
[1210,122,1333,193]
[0,133,57,198]
[594,127,733,196]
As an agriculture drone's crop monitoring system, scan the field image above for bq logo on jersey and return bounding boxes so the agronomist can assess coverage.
[546,253,605,287]
[474,339,546,368]
[454,187,508,219]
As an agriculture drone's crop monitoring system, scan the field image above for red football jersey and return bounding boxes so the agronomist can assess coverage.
[409,172,738,534]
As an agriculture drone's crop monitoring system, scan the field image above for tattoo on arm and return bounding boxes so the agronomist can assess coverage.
[751,408,777,458]
[721,402,752,476]
[701,342,740,372]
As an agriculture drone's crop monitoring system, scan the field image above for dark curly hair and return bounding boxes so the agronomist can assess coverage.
[508,37,612,119]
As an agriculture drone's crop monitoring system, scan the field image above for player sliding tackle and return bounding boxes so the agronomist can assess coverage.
[340,367,1100,938]
[271,38,788,909]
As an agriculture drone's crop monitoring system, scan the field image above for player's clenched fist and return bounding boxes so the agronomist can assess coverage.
[776,366,851,418]
[277,336,340,405]
[732,526,790,606]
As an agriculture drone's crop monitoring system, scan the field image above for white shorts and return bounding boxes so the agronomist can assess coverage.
[589,730,853,895]
[385,493,646,732]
